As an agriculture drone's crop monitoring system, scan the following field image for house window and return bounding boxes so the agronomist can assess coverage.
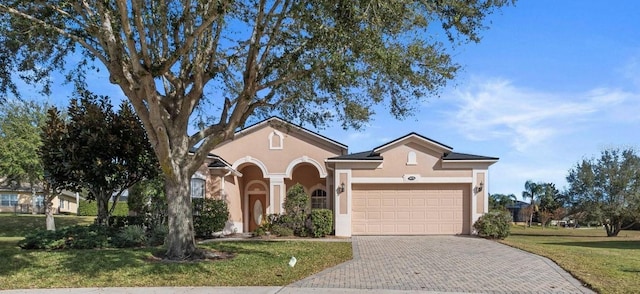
[311,189,327,209]
[191,178,205,198]
[59,198,65,209]
[407,151,417,165]
[0,194,18,206]
[35,195,44,207]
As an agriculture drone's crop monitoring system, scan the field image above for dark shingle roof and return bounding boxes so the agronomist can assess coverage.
[442,152,499,161]
[373,132,452,152]
[206,154,234,168]
[328,150,383,161]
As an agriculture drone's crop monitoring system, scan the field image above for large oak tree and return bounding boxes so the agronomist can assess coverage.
[0,0,514,259]
[566,148,640,237]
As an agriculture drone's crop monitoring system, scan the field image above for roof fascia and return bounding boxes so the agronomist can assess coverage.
[373,133,452,154]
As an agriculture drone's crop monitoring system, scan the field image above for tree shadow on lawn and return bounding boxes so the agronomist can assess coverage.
[544,240,640,250]
[204,241,288,258]
[510,233,610,238]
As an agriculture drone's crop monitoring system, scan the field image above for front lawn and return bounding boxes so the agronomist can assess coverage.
[0,214,352,289]
[0,213,95,237]
[501,225,640,294]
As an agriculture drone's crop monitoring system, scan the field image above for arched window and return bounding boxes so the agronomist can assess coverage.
[311,189,328,209]
[191,178,205,198]
[269,130,284,149]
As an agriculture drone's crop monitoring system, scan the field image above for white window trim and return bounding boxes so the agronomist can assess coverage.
[407,151,417,165]
[309,184,328,209]
[190,178,206,198]
[1,194,18,206]
[268,130,284,150]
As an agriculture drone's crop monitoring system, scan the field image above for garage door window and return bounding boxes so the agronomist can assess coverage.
[311,189,327,209]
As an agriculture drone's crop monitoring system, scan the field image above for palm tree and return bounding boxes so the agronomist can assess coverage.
[489,193,517,210]
[522,180,543,227]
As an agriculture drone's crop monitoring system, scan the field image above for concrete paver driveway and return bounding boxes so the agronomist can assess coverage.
[290,236,594,293]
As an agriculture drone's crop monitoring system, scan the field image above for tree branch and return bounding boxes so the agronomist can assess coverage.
[0,4,108,66]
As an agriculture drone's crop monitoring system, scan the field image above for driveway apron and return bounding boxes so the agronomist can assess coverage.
[289,236,594,293]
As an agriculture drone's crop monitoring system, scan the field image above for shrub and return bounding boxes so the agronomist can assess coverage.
[18,225,110,250]
[108,215,146,229]
[311,209,333,237]
[111,225,147,248]
[193,198,230,237]
[473,210,512,239]
[127,177,167,228]
[147,224,168,246]
[282,184,310,236]
[270,224,293,237]
[254,226,267,237]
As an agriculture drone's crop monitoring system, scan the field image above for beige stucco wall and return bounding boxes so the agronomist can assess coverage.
[200,122,346,233]
[351,143,471,178]
[284,164,324,193]
[476,172,485,214]
[212,125,344,175]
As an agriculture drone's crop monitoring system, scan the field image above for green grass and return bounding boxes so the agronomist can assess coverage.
[0,213,95,237]
[0,214,353,289]
[501,225,640,294]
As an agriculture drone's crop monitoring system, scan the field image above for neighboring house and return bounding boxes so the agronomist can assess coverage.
[506,200,531,223]
[194,117,498,237]
[0,181,80,214]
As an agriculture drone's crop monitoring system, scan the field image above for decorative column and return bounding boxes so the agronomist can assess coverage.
[269,176,285,214]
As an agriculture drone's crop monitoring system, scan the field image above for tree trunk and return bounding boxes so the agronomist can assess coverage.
[605,222,621,237]
[96,192,109,226]
[164,169,197,260]
[45,198,56,231]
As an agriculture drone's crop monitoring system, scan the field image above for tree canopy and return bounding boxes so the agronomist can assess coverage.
[0,99,47,187]
[566,148,640,237]
[0,0,515,259]
[41,93,158,225]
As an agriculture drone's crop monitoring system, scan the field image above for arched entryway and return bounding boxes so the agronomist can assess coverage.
[284,163,331,211]
[238,164,269,232]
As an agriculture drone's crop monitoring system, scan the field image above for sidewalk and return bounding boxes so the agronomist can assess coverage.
[0,287,463,294]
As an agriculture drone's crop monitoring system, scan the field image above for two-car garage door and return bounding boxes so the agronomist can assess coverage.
[351,184,471,235]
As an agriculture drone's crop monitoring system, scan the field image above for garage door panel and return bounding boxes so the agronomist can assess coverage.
[396,198,410,207]
[352,184,470,235]
[411,198,425,206]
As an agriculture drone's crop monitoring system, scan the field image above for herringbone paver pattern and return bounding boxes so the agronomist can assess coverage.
[291,236,594,293]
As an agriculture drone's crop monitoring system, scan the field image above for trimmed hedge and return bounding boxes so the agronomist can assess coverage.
[192,198,230,237]
[473,210,512,239]
[311,209,333,238]
[77,200,129,217]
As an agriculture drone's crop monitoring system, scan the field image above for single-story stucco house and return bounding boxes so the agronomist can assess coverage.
[0,181,80,214]
[193,117,498,237]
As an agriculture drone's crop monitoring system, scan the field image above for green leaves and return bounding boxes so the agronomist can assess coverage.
[567,147,640,236]
[41,93,159,225]
[0,99,47,187]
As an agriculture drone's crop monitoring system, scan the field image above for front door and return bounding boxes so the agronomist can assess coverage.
[248,194,266,232]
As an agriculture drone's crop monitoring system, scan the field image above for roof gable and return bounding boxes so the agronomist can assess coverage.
[373,132,452,154]
[235,116,348,150]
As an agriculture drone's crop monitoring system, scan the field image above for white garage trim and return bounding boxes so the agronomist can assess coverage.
[351,176,472,184]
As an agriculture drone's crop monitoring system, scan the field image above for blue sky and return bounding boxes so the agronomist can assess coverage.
[321,1,640,197]
[36,1,640,198]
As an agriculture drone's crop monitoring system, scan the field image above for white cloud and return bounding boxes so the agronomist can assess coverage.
[444,78,639,152]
